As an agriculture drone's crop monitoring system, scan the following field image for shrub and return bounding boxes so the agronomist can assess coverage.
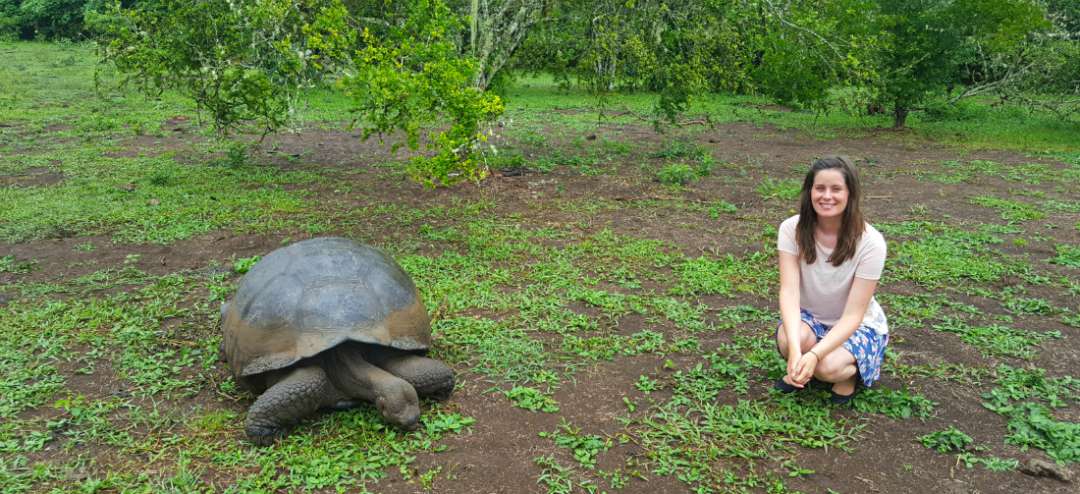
[656,163,697,186]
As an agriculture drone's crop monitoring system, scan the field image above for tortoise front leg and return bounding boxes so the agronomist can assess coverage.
[244,365,343,446]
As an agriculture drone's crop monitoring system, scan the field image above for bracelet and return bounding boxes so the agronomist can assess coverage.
[807,349,821,361]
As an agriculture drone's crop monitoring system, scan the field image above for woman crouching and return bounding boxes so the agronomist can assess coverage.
[775,156,888,404]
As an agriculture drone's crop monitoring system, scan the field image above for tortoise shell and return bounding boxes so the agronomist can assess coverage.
[221,237,430,385]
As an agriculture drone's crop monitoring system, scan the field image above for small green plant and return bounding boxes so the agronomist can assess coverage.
[650,140,706,160]
[232,255,261,274]
[919,426,973,453]
[956,453,1019,471]
[707,200,737,219]
[0,255,36,274]
[635,375,661,394]
[540,421,612,470]
[534,455,575,494]
[1050,244,1080,268]
[212,141,251,169]
[656,163,697,186]
[417,466,443,491]
[505,386,559,413]
[756,177,801,201]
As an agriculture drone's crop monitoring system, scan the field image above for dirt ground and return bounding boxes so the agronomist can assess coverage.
[3,118,1078,493]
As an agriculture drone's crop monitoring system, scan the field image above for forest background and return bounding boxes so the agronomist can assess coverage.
[1,0,1077,186]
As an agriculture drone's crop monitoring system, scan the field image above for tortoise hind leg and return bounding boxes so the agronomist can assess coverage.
[244,365,343,445]
[360,346,455,402]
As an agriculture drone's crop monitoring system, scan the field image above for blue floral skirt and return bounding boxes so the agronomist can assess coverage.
[778,309,889,387]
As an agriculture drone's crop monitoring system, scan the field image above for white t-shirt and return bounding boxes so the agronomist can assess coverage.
[777,215,889,335]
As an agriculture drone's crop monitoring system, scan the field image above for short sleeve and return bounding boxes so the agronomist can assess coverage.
[777,215,799,255]
[854,227,887,280]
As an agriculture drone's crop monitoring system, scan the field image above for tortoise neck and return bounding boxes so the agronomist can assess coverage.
[323,345,375,397]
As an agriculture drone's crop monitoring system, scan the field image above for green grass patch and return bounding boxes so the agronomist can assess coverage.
[540,421,612,470]
[932,318,1061,359]
[982,365,1080,463]
[1049,244,1080,268]
[970,195,1047,223]
[671,251,774,297]
[0,151,320,243]
[505,386,560,413]
[851,387,936,419]
[755,177,801,201]
[884,222,1022,288]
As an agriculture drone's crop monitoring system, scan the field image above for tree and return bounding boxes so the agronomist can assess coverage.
[95,0,503,187]
[872,0,1050,128]
[0,0,103,39]
[512,1,874,120]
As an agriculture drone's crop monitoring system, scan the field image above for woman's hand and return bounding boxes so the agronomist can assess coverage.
[785,351,804,387]
[791,350,819,386]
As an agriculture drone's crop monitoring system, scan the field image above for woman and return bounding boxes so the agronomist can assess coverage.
[774,156,888,404]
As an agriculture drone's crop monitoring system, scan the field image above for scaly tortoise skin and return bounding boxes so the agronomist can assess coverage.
[220,237,453,445]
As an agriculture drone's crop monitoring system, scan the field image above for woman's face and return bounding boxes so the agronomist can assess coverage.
[810,169,848,220]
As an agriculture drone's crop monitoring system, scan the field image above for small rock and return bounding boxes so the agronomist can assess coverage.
[1020,458,1073,483]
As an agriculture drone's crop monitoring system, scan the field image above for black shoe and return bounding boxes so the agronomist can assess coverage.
[773,378,800,394]
[828,387,858,405]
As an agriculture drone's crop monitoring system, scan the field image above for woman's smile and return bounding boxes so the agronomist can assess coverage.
[811,169,848,219]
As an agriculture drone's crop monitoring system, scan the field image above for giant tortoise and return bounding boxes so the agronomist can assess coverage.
[220,237,454,444]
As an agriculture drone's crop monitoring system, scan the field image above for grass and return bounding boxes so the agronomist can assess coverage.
[882,221,1025,288]
[0,150,321,243]
[2,41,1080,492]
[931,318,1062,359]
[970,195,1047,223]
[982,365,1080,463]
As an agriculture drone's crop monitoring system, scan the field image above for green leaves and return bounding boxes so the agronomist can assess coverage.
[342,0,504,187]
[97,0,503,187]
[505,386,559,413]
[919,426,974,453]
[97,0,354,134]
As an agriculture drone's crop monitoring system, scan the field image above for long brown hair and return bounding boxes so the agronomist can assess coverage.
[796,156,865,266]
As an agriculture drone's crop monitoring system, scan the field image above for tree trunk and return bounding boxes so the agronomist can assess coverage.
[470,0,479,53]
[893,105,908,129]
[471,0,546,90]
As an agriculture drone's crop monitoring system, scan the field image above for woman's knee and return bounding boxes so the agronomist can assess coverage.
[776,322,815,353]
[814,350,856,381]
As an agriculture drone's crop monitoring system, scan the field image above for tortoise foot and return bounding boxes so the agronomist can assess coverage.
[245,424,285,446]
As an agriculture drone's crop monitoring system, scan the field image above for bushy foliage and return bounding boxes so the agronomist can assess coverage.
[514,0,877,117]
[96,0,354,134]
[95,0,504,187]
[340,0,504,186]
[0,0,103,39]
[871,0,1051,127]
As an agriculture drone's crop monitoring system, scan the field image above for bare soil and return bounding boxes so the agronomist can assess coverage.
[3,119,1077,493]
